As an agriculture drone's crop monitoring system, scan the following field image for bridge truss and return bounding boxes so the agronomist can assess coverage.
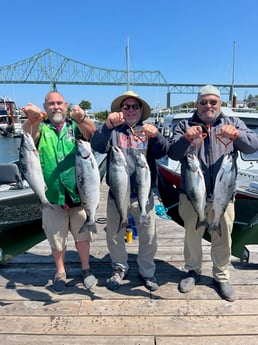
[1,49,258,106]
[0,49,168,88]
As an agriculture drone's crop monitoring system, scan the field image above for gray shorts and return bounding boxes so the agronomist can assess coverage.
[42,204,94,251]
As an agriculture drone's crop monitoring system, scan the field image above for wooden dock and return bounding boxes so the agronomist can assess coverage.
[1,181,258,344]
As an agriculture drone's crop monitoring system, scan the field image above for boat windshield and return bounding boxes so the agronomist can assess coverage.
[241,151,258,161]
[240,126,258,161]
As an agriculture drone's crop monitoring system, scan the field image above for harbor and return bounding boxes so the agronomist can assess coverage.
[1,107,258,343]
[2,4,258,342]
[1,180,258,344]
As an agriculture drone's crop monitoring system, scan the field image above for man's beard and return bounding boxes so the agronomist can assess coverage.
[52,111,64,125]
[198,109,220,124]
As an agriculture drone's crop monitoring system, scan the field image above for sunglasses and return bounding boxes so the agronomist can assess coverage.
[121,103,141,111]
[199,99,218,106]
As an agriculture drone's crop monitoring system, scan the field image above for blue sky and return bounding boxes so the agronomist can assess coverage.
[1,0,258,112]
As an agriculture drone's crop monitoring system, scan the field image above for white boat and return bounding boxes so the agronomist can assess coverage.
[0,152,107,263]
[85,111,96,122]
[0,97,26,137]
[0,161,43,262]
[162,106,258,138]
[144,106,173,130]
[156,107,258,260]
[0,162,41,233]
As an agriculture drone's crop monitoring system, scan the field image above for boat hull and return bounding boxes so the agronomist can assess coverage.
[0,188,42,233]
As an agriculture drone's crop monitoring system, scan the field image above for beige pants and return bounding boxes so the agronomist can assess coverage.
[179,193,235,281]
[42,204,94,251]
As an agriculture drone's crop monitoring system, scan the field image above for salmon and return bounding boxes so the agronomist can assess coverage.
[135,153,151,225]
[19,132,52,209]
[108,146,130,232]
[209,154,237,236]
[76,140,100,233]
[185,152,207,229]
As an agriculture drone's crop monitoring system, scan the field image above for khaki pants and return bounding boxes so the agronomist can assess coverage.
[106,191,157,278]
[179,193,234,281]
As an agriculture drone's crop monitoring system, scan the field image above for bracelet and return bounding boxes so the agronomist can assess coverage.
[75,114,87,124]
[109,119,115,128]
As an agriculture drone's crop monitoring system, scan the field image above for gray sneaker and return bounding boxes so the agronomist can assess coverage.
[81,269,97,289]
[53,272,66,294]
[106,268,125,290]
[213,279,236,302]
[179,270,200,293]
[141,276,159,291]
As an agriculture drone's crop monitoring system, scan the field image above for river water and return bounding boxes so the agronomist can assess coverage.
[0,136,21,163]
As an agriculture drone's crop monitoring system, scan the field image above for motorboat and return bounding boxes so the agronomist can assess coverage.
[0,162,43,262]
[156,106,258,260]
[0,162,41,233]
[0,97,26,138]
[0,152,107,263]
[144,106,173,130]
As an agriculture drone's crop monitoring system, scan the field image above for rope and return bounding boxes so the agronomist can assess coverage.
[155,201,180,220]
[155,204,171,220]
[96,217,107,224]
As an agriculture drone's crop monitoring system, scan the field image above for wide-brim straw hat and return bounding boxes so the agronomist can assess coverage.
[111,90,151,121]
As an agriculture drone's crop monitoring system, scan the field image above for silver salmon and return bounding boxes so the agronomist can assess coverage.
[19,132,51,208]
[108,146,130,232]
[185,152,207,229]
[209,154,237,236]
[135,153,151,225]
[76,140,100,233]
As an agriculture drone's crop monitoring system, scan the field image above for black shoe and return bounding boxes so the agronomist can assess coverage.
[53,272,66,294]
[213,279,235,302]
[179,270,200,293]
[81,269,97,289]
[141,276,159,291]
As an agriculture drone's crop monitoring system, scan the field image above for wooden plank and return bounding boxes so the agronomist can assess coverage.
[2,334,257,345]
[0,335,154,345]
[0,334,257,345]
[1,315,258,336]
[1,299,257,317]
[156,336,258,345]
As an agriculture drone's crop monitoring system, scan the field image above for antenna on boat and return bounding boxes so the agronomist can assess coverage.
[230,41,236,106]
[126,37,130,91]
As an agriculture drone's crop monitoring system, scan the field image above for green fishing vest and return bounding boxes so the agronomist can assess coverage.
[38,121,80,205]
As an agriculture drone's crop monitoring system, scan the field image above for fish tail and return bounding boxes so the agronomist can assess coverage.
[116,219,128,234]
[40,202,54,211]
[79,222,97,234]
[139,213,151,225]
[208,224,222,237]
[195,219,207,229]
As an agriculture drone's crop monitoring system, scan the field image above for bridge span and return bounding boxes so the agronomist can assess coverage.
[1,49,258,107]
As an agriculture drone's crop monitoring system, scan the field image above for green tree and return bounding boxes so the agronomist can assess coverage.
[79,100,91,110]
[95,111,108,122]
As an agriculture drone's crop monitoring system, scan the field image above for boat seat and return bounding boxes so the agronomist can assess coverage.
[0,163,24,186]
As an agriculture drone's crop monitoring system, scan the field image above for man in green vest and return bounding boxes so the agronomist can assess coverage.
[22,91,97,294]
